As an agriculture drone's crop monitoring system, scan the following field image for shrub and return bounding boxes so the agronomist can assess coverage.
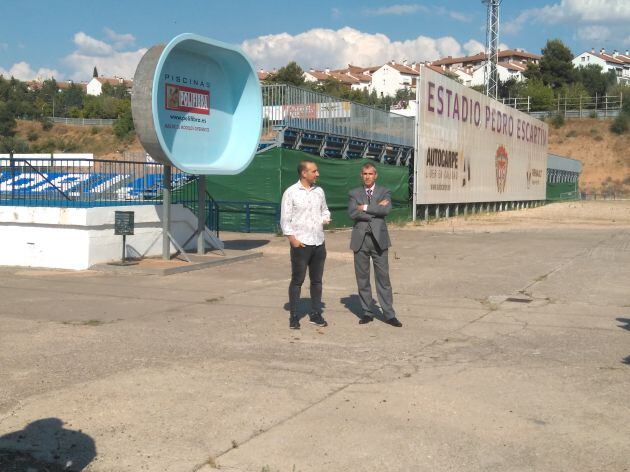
[91,126,99,135]
[0,136,30,153]
[41,118,53,131]
[610,114,629,135]
[27,131,39,142]
[589,111,598,119]
[550,114,565,129]
[113,109,134,140]
[566,130,578,138]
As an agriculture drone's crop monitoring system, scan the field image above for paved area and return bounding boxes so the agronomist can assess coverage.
[1,201,629,472]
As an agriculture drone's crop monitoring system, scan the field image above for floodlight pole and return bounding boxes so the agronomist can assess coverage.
[483,0,502,99]
[162,165,172,260]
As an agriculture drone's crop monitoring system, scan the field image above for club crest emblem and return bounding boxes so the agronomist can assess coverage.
[495,145,508,193]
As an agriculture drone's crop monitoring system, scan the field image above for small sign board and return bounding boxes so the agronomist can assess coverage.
[114,211,135,235]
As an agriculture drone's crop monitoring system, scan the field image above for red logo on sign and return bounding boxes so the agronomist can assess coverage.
[495,145,508,193]
[165,83,210,115]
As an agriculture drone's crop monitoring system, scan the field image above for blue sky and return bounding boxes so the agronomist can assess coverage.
[1,0,629,81]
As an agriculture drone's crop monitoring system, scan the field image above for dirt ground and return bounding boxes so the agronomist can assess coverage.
[1,200,629,472]
[421,199,630,231]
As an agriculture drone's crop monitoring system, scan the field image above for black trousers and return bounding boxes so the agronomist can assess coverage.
[289,243,326,317]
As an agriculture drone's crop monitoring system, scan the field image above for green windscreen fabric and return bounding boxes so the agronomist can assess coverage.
[191,148,410,232]
[546,182,580,201]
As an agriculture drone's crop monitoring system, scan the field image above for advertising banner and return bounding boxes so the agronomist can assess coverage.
[132,34,262,175]
[416,67,548,204]
[263,102,352,121]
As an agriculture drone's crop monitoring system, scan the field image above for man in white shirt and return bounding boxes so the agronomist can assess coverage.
[280,160,331,330]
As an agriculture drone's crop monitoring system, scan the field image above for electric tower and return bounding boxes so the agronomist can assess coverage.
[483,0,502,99]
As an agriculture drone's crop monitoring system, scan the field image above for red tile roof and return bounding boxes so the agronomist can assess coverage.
[432,49,540,66]
[385,61,419,75]
[57,81,87,91]
[329,72,360,85]
[596,52,625,64]
[305,70,330,81]
[424,64,448,76]
[95,77,133,87]
[499,61,527,72]
[432,52,486,66]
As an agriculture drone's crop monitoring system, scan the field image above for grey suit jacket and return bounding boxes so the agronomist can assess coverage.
[348,184,392,252]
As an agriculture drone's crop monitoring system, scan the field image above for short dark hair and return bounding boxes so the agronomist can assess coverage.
[298,160,315,176]
[361,162,377,172]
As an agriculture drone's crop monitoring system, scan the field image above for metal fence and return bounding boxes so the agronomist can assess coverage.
[48,117,116,126]
[501,93,623,119]
[581,192,630,200]
[261,84,415,147]
[0,157,220,233]
[0,158,186,207]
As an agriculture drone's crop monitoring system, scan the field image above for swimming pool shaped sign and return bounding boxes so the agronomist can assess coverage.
[132,34,262,175]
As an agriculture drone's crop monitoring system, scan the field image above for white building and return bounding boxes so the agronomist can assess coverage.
[573,49,630,83]
[370,61,419,97]
[468,62,527,87]
[86,76,133,96]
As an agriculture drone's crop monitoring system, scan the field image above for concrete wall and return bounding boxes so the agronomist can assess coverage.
[0,204,201,270]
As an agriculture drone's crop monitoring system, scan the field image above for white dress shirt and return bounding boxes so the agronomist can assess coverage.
[280,181,331,246]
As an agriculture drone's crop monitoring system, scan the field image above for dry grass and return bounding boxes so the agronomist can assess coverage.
[13,119,144,159]
[548,118,630,193]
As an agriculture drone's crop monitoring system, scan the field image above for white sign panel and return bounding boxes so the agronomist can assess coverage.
[416,67,548,204]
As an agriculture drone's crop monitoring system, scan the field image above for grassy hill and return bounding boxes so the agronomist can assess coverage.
[12,119,144,160]
[10,117,630,193]
[548,118,630,194]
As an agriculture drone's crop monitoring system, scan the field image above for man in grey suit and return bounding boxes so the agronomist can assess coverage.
[348,162,402,327]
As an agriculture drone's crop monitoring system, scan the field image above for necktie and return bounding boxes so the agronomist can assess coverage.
[366,188,373,204]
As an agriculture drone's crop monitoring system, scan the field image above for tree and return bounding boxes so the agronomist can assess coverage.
[523,61,542,82]
[497,78,523,99]
[521,80,555,111]
[270,62,305,86]
[101,82,129,99]
[0,102,17,137]
[113,107,134,139]
[93,66,99,78]
[539,39,576,90]
[575,64,616,97]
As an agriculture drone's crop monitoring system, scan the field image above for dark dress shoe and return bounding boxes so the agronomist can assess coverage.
[385,317,402,327]
[358,315,373,324]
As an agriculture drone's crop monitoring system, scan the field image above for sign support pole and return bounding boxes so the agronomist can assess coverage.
[412,69,421,221]
[162,165,172,260]
[197,175,206,255]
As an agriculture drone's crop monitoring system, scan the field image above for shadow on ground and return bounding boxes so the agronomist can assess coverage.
[340,294,386,321]
[223,239,271,250]
[0,418,95,471]
[283,298,327,320]
[616,318,630,365]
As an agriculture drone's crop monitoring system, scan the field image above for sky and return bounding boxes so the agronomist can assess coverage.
[1,0,629,82]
